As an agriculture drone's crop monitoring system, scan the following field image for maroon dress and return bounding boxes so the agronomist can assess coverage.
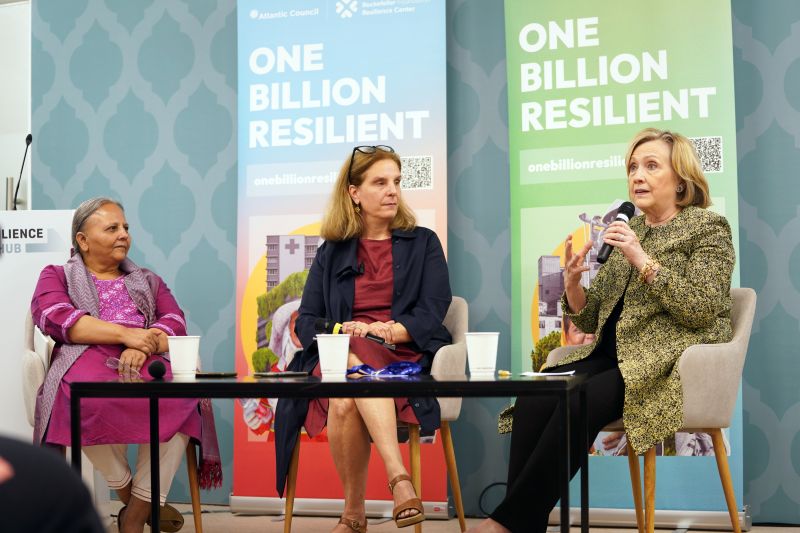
[304,239,421,436]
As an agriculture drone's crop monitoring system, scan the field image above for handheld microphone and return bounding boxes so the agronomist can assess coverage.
[148,359,167,379]
[314,317,396,350]
[12,134,32,211]
[596,201,636,264]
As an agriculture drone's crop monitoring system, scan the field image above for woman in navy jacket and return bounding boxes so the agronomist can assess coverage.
[274,145,452,532]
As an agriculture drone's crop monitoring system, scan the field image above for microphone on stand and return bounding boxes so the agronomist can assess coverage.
[596,201,636,264]
[12,134,32,210]
[314,317,396,350]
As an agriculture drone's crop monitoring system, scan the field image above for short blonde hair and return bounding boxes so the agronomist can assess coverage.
[625,128,711,208]
[319,147,416,241]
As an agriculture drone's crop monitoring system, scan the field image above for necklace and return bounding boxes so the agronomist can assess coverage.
[645,208,681,227]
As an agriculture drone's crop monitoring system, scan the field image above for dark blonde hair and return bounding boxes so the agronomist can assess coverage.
[319,148,416,241]
[625,128,711,208]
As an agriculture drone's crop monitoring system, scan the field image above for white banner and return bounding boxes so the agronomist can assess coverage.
[0,210,73,440]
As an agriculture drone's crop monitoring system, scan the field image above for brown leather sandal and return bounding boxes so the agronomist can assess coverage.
[338,516,367,532]
[388,474,425,528]
[145,503,184,532]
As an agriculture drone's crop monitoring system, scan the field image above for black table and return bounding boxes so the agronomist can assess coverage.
[70,374,588,533]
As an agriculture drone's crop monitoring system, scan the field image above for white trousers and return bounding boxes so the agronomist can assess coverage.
[82,432,189,505]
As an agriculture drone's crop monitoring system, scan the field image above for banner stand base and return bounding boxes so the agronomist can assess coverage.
[229,495,450,520]
[548,506,751,531]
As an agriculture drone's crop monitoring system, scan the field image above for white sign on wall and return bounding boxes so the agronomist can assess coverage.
[0,210,73,440]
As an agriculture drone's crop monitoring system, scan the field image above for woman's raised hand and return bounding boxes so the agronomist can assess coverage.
[563,235,592,314]
[121,328,160,355]
[563,235,592,289]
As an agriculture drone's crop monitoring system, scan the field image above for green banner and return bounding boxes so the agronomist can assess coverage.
[505,0,741,512]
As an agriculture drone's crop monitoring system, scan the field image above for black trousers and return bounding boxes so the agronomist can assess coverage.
[0,435,104,533]
[490,347,625,533]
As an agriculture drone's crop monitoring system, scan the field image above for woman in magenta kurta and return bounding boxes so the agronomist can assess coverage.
[30,198,220,533]
[31,265,201,447]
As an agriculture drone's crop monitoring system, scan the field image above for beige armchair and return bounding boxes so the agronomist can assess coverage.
[284,296,469,533]
[546,287,756,533]
[21,310,206,533]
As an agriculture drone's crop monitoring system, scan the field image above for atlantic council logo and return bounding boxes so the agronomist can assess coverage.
[336,0,358,18]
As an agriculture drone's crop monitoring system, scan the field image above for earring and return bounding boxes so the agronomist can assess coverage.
[354,203,361,213]
[676,184,684,193]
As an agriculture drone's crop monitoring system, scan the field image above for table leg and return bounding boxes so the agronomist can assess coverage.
[558,390,571,533]
[150,397,159,533]
[580,384,589,533]
[70,392,82,472]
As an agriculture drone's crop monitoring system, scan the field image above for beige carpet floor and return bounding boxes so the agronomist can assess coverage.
[102,502,800,533]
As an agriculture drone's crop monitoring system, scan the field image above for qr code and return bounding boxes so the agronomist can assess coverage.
[690,136,722,173]
[400,155,433,190]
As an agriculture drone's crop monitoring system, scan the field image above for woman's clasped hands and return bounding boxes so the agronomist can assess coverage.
[341,320,396,344]
[109,328,167,380]
[120,327,164,355]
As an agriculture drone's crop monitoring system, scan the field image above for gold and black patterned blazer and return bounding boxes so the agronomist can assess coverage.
[552,206,735,454]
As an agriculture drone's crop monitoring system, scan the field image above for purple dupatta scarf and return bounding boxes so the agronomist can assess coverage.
[33,253,222,489]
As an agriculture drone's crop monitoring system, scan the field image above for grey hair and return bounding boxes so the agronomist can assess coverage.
[71,197,124,255]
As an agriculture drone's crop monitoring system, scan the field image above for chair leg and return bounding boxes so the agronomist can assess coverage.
[283,436,301,533]
[625,440,644,533]
[440,422,466,532]
[643,447,656,533]
[408,425,422,533]
[709,429,741,533]
[185,443,203,533]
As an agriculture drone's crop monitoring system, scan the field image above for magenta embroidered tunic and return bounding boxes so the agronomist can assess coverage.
[31,265,201,446]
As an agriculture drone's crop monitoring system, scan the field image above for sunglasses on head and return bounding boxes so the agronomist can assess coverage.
[347,145,395,183]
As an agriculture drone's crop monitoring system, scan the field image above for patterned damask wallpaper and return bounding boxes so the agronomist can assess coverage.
[32,0,236,504]
[31,0,800,522]
[732,0,800,523]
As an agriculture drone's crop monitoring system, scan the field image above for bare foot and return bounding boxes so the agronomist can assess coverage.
[332,514,367,532]
[120,496,149,533]
[466,517,511,533]
[391,477,421,520]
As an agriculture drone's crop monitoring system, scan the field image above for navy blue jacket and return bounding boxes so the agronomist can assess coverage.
[274,226,452,495]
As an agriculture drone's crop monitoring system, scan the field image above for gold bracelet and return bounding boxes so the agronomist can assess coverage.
[649,262,661,282]
[638,258,655,283]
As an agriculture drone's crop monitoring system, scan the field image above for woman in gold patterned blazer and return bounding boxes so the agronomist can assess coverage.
[469,128,735,533]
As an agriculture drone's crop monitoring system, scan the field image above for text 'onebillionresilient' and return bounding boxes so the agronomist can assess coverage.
[515,17,717,132]
[247,43,430,148]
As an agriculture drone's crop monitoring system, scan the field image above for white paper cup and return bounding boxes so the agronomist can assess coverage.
[167,336,200,378]
[316,334,350,379]
[466,332,499,376]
